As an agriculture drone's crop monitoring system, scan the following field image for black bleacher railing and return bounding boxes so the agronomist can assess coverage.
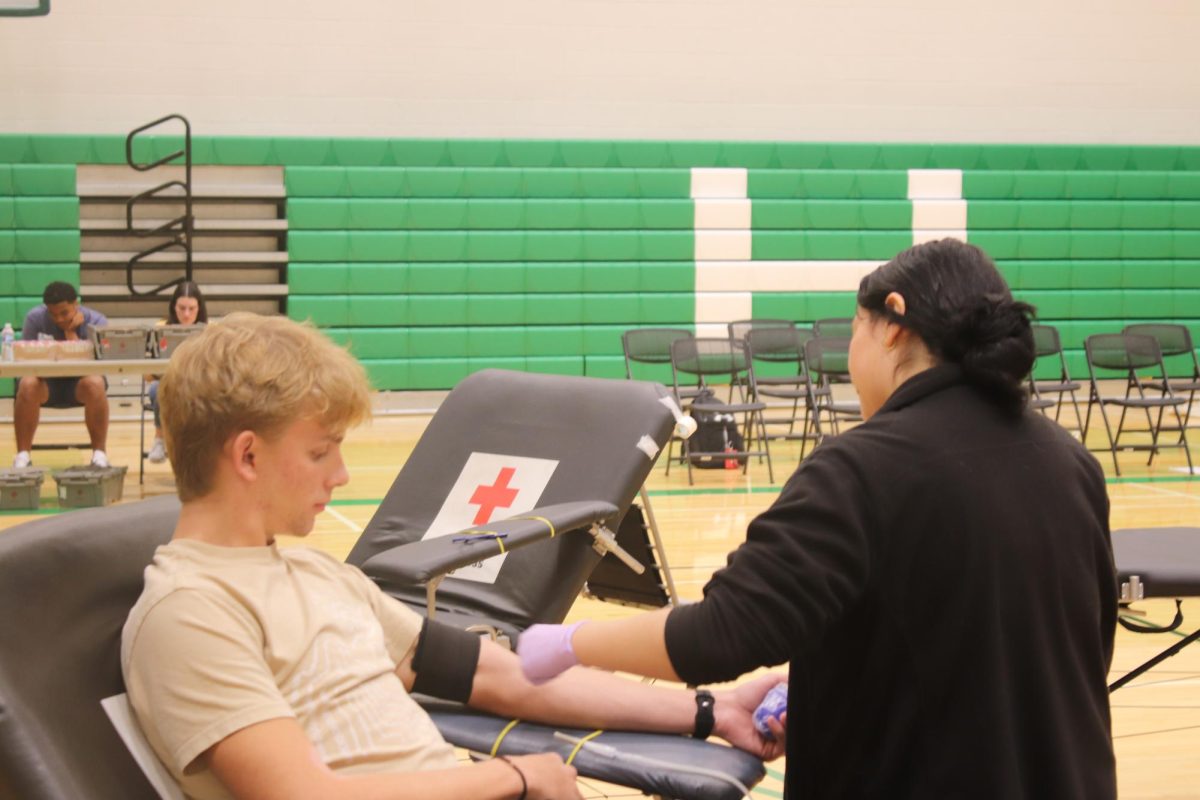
[123,113,194,297]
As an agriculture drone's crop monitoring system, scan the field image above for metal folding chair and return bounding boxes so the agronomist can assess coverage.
[813,317,854,338]
[1123,323,1200,441]
[1028,324,1085,431]
[670,338,774,485]
[1083,333,1194,476]
[745,326,821,459]
[803,336,862,444]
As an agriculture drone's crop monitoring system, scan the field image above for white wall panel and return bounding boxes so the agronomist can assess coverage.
[695,230,751,261]
[1,1,1197,142]
[694,199,751,230]
[691,169,748,199]
[911,200,967,230]
[695,292,752,324]
[907,170,963,200]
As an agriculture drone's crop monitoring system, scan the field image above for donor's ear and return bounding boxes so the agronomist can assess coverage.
[228,430,258,481]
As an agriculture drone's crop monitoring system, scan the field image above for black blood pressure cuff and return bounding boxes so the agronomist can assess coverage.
[410,619,482,703]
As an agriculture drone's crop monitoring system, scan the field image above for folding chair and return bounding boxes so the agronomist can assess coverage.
[803,336,862,443]
[813,317,854,338]
[623,328,699,473]
[0,372,763,800]
[623,327,697,398]
[1082,333,1194,476]
[745,326,821,459]
[726,318,794,344]
[726,319,795,403]
[1123,323,1200,437]
[669,338,774,485]
[137,378,156,485]
[1028,324,1084,431]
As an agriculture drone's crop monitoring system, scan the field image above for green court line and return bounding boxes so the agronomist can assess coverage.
[644,486,785,498]
[1107,475,1199,485]
[2,470,1194,517]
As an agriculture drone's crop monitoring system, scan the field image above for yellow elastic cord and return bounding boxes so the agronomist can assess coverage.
[566,730,604,766]
[495,536,506,554]
[489,719,521,758]
[514,515,556,538]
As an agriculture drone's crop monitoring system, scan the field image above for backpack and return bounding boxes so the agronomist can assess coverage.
[688,389,746,469]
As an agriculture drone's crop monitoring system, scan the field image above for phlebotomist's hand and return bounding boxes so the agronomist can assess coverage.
[517,622,584,684]
[712,674,788,760]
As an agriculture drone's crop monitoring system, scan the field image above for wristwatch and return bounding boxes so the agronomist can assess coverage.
[693,689,715,739]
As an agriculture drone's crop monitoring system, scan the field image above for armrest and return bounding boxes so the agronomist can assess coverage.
[361,500,620,586]
[421,699,765,800]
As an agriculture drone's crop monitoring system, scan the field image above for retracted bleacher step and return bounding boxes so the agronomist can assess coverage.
[76,163,288,322]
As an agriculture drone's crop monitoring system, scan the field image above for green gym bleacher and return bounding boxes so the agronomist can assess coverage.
[2,134,1199,391]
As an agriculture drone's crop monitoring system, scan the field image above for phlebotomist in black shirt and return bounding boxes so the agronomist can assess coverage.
[520,238,1118,799]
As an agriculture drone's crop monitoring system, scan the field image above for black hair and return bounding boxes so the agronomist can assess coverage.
[42,281,77,307]
[168,281,209,324]
[856,238,1036,416]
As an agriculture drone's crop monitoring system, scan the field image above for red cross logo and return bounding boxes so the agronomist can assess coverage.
[468,466,519,525]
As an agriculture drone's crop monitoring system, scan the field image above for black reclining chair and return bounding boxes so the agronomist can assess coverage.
[349,370,763,798]
[0,371,763,800]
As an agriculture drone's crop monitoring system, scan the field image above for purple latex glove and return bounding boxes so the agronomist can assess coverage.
[518,621,585,684]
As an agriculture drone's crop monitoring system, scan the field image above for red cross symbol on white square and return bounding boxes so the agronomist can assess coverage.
[468,466,519,525]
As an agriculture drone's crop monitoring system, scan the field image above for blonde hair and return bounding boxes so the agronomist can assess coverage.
[159,313,371,501]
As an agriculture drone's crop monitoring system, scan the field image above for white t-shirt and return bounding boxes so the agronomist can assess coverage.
[121,540,458,800]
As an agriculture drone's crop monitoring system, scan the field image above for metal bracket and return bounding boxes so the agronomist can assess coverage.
[425,575,445,619]
[1120,574,1145,603]
[589,522,646,575]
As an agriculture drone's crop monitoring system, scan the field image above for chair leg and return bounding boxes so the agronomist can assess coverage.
[1068,390,1085,435]
[1097,402,1122,476]
[758,410,774,483]
[1147,406,1167,466]
[1082,394,1095,444]
[139,402,147,485]
[683,430,695,486]
[638,486,680,606]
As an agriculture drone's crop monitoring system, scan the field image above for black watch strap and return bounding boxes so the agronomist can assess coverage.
[692,689,715,739]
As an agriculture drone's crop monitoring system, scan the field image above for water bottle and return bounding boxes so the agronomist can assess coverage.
[1,323,13,362]
[752,683,788,738]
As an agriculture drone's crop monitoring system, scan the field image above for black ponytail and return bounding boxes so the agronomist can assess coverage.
[857,239,1036,416]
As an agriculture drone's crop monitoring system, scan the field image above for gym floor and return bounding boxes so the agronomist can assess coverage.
[1,395,1197,799]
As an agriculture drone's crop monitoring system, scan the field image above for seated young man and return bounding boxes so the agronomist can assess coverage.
[13,281,110,468]
[121,313,785,800]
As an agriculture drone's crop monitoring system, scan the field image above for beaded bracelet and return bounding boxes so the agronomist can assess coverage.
[497,755,528,800]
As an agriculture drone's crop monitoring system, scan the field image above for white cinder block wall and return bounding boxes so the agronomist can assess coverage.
[0,0,1198,141]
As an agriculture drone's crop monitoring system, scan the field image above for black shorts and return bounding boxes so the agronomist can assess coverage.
[44,377,82,409]
[42,376,107,409]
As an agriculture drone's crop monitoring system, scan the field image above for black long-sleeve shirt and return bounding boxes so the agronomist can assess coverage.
[666,365,1117,799]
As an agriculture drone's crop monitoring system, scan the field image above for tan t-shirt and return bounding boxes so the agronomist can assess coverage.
[121,540,458,800]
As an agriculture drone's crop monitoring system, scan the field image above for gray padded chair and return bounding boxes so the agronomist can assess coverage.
[0,495,180,800]
[0,371,764,800]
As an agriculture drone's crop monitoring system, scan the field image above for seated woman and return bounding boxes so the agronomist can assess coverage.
[146,281,207,464]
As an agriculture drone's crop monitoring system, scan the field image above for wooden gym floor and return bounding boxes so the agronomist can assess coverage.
[1,395,1197,799]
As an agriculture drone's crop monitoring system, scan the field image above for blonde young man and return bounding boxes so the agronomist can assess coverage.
[121,313,784,800]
